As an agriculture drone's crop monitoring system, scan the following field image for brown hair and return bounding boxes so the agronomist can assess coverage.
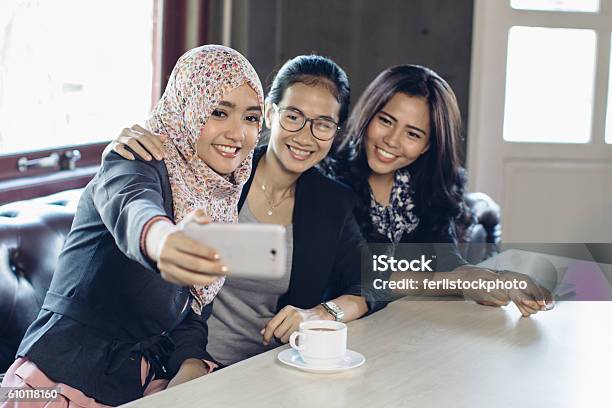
[336,64,466,230]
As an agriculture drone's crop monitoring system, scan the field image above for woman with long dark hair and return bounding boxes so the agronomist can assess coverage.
[334,65,466,255]
[332,64,553,316]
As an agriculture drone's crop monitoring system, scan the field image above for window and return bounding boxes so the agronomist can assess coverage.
[467,0,612,242]
[503,26,597,143]
[493,0,612,144]
[0,0,160,204]
[0,0,213,204]
[0,0,156,156]
[511,0,600,13]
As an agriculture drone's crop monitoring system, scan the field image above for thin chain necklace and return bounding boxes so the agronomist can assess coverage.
[257,178,294,216]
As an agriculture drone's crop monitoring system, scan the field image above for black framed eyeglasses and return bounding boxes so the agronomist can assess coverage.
[272,103,340,141]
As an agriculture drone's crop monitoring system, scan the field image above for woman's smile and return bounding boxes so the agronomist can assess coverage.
[373,145,399,163]
[286,143,314,161]
[212,143,241,158]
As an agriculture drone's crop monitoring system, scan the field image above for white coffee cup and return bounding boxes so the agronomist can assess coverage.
[289,320,347,367]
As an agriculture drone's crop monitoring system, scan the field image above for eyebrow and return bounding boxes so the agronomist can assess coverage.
[379,110,427,136]
[285,105,338,122]
[218,100,262,112]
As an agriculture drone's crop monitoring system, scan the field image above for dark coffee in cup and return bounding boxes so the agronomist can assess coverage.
[290,320,348,367]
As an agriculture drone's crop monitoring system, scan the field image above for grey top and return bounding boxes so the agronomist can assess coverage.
[206,202,293,366]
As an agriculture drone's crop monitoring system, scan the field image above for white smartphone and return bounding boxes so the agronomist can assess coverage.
[180,222,287,280]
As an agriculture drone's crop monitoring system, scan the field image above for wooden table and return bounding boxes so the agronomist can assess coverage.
[124,299,612,407]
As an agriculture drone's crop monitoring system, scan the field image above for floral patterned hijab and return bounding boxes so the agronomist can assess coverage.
[146,45,264,315]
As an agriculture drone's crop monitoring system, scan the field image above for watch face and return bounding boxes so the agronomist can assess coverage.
[325,302,344,321]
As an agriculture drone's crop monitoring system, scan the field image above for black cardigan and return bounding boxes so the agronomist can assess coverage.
[16,152,212,406]
[236,146,368,311]
[329,159,468,273]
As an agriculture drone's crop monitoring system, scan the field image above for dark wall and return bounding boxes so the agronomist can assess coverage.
[210,0,474,150]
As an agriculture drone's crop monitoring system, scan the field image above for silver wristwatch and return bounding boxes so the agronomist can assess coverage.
[320,301,345,322]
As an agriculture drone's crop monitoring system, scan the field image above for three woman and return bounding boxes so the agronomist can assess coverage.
[113,58,553,324]
[1,45,264,406]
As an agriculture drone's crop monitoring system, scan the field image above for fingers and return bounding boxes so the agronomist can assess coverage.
[510,291,540,317]
[114,143,135,160]
[262,307,290,345]
[114,125,165,161]
[461,268,512,305]
[472,270,555,316]
[132,124,147,133]
[275,313,301,343]
[132,123,164,143]
[513,296,540,317]
[520,276,554,311]
[130,124,165,160]
[544,294,555,310]
[178,209,211,227]
[158,262,222,287]
[161,244,226,276]
[524,277,548,308]
[123,133,154,161]
[156,231,227,287]
[482,294,510,306]
[262,321,280,346]
[507,277,540,316]
[464,279,511,306]
[487,288,511,305]
[191,209,211,225]
[167,232,222,265]
[504,271,555,313]
[515,301,531,317]
[538,286,555,309]
[477,298,509,307]
[194,216,212,225]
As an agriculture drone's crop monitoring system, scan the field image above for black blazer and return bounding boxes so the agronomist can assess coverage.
[237,146,369,311]
[330,159,468,273]
[16,152,212,406]
[361,213,468,273]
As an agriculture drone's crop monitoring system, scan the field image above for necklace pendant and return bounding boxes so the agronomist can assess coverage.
[267,209,273,216]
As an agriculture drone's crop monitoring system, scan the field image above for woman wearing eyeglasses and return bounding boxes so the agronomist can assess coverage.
[104,54,374,367]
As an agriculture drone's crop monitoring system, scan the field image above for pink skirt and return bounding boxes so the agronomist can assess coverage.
[0,357,168,408]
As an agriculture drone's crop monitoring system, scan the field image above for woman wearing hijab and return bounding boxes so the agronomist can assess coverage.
[104,55,374,367]
[0,45,264,407]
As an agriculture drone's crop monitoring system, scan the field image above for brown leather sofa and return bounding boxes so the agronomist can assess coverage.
[0,189,501,375]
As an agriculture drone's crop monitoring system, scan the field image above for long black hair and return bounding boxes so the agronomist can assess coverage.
[335,64,468,238]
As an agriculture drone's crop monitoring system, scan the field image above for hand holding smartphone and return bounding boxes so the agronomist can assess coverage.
[180,221,287,280]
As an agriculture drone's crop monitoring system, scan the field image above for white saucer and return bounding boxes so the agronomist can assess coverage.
[277,348,365,373]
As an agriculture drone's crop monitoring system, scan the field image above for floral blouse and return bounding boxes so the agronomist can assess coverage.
[369,169,420,244]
